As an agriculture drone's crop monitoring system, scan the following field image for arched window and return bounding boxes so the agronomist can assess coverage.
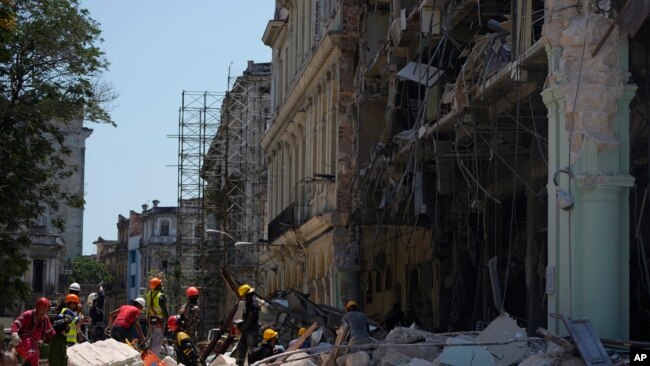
[160,220,170,236]
[385,265,392,290]
[375,269,382,293]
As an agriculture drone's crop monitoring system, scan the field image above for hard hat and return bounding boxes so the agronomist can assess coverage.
[134,297,146,308]
[69,283,81,292]
[345,300,358,311]
[36,297,50,310]
[263,328,278,341]
[149,277,162,290]
[87,292,98,306]
[186,286,200,298]
[237,284,254,297]
[65,294,79,304]
[298,327,307,336]
[167,315,180,332]
[52,314,68,332]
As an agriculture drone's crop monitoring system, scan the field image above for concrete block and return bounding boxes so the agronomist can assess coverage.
[518,354,558,366]
[345,351,370,366]
[409,359,435,366]
[67,338,143,366]
[210,354,238,366]
[284,351,317,366]
[378,351,412,366]
[162,356,178,366]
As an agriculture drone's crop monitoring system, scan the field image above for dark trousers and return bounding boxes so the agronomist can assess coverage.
[234,329,260,366]
[111,326,132,343]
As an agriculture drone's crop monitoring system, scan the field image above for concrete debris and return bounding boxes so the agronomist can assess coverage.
[67,338,143,366]
[283,351,318,366]
[409,359,435,366]
[474,313,527,365]
[209,354,238,366]
[377,351,414,366]
[344,351,370,366]
[439,337,496,366]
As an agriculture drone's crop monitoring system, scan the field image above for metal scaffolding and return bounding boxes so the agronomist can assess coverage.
[176,90,223,337]
[175,64,271,338]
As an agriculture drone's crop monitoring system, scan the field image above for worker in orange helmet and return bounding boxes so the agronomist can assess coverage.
[146,276,169,358]
[60,294,81,346]
[11,298,55,366]
[179,286,200,340]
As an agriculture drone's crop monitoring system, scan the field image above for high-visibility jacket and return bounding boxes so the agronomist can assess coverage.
[60,308,78,344]
[146,290,163,318]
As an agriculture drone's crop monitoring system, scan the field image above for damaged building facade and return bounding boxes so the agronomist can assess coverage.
[242,0,650,342]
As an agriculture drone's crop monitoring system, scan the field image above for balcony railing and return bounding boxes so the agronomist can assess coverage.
[147,235,176,244]
[268,202,295,242]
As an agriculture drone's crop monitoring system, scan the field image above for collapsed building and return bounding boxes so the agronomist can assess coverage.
[168,0,650,350]
[249,0,650,343]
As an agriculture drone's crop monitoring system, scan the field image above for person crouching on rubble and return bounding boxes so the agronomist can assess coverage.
[248,328,282,363]
[341,300,371,346]
[234,284,261,366]
[167,315,199,366]
[10,298,55,366]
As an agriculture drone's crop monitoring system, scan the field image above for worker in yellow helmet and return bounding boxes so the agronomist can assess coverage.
[341,300,371,346]
[288,327,311,349]
[233,284,260,366]
[248,328,281,363]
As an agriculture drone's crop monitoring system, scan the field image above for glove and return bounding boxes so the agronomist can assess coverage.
[11,332,20,347]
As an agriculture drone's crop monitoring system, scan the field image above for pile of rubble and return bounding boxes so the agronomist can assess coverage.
[251,312,633,366]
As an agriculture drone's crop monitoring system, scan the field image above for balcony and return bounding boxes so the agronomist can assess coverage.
[147,235,177,244]
[268,202,295,242]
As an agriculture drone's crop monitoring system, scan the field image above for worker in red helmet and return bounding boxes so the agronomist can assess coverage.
[179,286,200,340]
[10,298,55,366]
[167,315,199,366]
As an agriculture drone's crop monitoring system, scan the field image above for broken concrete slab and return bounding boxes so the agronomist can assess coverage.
[67,338,143,366]
[409,358,435,366]
[377,351,413,366]
[344,351,370,366]
[474,313,527,365]
[439,337,496,366]
[282,351,318,366]
[209,354,238,366]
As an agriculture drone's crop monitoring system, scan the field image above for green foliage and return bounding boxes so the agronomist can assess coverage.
[70,256,113,284]
[0,0,114,304]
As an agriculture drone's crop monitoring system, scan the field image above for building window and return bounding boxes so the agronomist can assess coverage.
[32,259,45,293]
[129,250,136,264]
[160,220,170,236]
[385,265,392,290]
[162,260,168,271]
[130,275,136,288]
[375,269,382,293]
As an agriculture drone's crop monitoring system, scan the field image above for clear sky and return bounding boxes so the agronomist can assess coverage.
[80,1,274,255]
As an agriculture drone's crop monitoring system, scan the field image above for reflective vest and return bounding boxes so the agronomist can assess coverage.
[60,308,78,344]
[146,290,163,318]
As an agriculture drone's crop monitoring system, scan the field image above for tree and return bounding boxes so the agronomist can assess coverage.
[0,0,114,307]
[70,256,113,285]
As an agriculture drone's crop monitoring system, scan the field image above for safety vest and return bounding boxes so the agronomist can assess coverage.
[146,290,163,318]
[60,308,78,344]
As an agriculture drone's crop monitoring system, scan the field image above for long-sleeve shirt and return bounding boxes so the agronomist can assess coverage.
[341,311,370,341]
[11,309,55,341]
[240,299,260,333]
[90,289,105,325]
[48,333,68,366]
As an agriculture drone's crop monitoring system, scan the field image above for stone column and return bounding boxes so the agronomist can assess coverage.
[542,0,636,338]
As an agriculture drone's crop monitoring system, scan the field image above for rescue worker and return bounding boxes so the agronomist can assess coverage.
[234,284,260,366]
[10,298,55,366]
[167,315,199,366]
[107,298,146,345]
[56,282,81,313]
[179,286,200,340]
[145,276,169,357]
[288,327,311,349]
[60,294,81,346]
[248,328,281,363]
[48,314,69,366]
[88,283,106,342]
[341,300,371,346]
